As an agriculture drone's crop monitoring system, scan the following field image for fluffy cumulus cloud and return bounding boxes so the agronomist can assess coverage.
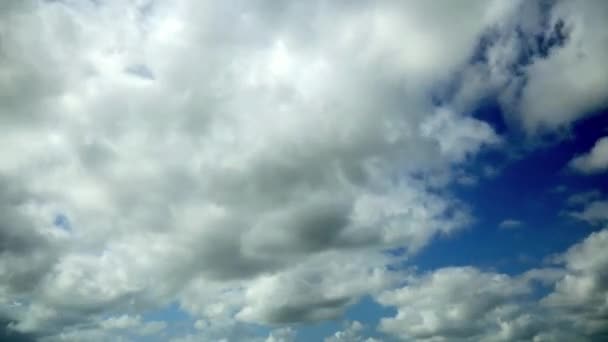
[265,328,297,342]
[377,228,608,341]
[1,0,607,340]
[377,267,534,341]
[569,137,608,174]
[543,229,608,339]
[449,0,608,133]
[515,0,608,132]
[324,321,381,342]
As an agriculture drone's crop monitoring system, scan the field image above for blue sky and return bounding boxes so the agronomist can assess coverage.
[1,1,608,341]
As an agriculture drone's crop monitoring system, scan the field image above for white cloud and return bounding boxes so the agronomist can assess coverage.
[451,0,608,133]
[517,0,608,132]
[377,228,608,341]
[377,267,533,341]
[265,327,297,342]
[569,137,608,174]
[137,320,168,336]
[99,315,142,330]
[324,321,382,342]
[544,229,608,334]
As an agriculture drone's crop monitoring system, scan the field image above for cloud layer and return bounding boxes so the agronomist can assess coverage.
[1,0,607,341]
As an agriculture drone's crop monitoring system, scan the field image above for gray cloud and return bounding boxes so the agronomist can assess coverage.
[570,200,608,226]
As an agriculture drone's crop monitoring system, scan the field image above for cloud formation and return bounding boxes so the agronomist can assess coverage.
[570,137,608,174]
[570,200,608,226]
[324,321,381,342]
[377,228,608,341]
[0,0,607,340]
[0,0,504,338]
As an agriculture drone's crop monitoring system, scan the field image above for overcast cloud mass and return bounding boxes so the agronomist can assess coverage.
[1,0,608,341]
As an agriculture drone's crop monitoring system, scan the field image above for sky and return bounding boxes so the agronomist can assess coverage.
[1,0,608,341]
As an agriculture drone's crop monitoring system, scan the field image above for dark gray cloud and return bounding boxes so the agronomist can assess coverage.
[0,318,37,342]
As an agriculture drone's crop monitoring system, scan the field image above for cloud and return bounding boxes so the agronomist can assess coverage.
[265,327,297,342]
[543,229,608,339]
[566,190,603,206]
[22,314,168,342]
[499,219,523,229]
[169,325,296,342]
[570,200,608,226]
[1,0,606,340]
[0,0,510,337]
[178,251,397,325]
[377,267,533,341]
[324,321,382,342]
[377,228,608,341]
[450,0,608,133]
[516,0,608,132]
[0,318,37,342]
[97,314,166,336]
[569,137,608,174]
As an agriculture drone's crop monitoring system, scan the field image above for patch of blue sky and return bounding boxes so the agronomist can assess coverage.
[408,108,608,277]
[53,213,71,231]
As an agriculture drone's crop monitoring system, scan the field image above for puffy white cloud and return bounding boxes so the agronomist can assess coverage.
[517,0,608,132]
[377,267,534,341]
[569,137,608,174]
[450,0,608,133]
[377,228,608,341]
[543,229,608,337]
[99,315,142,330]
[265,327,297,342]
[324,321,382,342]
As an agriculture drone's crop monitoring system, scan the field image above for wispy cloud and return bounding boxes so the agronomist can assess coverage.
[499,219,523,229]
